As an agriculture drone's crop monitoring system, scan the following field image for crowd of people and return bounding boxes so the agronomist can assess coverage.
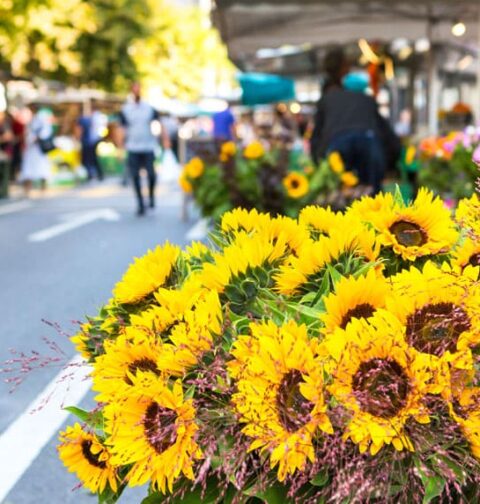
[0,55,402,212]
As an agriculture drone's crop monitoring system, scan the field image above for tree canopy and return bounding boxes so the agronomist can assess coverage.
[0,0,234,99]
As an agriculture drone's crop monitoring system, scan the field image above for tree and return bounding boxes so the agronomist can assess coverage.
[75,0,151,92]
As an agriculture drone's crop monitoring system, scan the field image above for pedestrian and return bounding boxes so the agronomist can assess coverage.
[20,105,54,197]
[0,111,14,165]
[77,102,106,181]
[310,73,396,195]
[119,82,162,216]
[212,104,236,143]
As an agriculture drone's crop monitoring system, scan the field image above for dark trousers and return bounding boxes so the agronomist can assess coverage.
[328,130,385,194]
[127,151,156,210]
[81,143,103,180]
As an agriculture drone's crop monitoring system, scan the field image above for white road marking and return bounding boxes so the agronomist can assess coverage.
[0,355,92,501]
[28,208,121,242]
[185,217,210,241]
[0,200,32,216]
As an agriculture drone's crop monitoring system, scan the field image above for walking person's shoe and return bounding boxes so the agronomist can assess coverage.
[136,205,146,217]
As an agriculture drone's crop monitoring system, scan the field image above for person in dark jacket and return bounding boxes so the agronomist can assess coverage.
[310,86,398,194]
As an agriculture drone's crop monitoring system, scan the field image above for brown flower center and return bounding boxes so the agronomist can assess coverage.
[406,302,471,357]
[276,370,313,432]
[143,401,178,454]
[352,358,411,418]
[389,220,427,247]
[340,303,376,329]
[468,253,480,268]
[124,358,160,385]
[290,179,300,189]
[81,440,107,469]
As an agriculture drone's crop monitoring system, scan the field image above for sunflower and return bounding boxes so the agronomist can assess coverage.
[453,237,480,275]
[92,327,164,402]
[243,141,265,159]
[347,191,395,222]
[283,172,309,199]
[71,322,93,360]
[405,145,417,165]
[220,141,237,159]
[113,243,180,304]
[179,171,192,193]
[221,208,272,236]
[321,270,390,337]
[199,231,289,293]
[185,157,204,179]
[275,216,379,295]
[58,423,118,493]
[156,290,223,375]
[229,320,333,481]
[387,262,480,378]
[328,151,345,173]
[366,188,458,261]
[105,376,202,493]
[456,193,480,231]
[299,206,343,240]
[221,209,309,256]
[328,312,431,455]
[341,171,358,187]
[448,387,480,459]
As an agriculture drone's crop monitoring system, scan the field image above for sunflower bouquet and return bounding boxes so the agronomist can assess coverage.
[59,186,480,503]
[179,142,354,219]
[418,130,480,200]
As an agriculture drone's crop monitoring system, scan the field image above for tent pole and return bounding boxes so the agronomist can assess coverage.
[426,15,439,135]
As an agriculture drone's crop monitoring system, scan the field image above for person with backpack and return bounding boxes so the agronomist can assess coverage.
[20,105,54,197]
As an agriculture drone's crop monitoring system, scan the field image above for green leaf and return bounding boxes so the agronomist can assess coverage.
[327,264,343,286]
[64,406,104,430]
[422,475,445,504]
[254,482,293,504]
[310,469,329,487]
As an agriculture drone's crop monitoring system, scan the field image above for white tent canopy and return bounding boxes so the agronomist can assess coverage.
[213,1,480,59]
[213,0,480,133]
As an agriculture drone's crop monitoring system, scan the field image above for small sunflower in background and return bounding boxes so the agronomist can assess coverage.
[229,320,332,481]
[367,188,458,261]
[329,311,431,456]
[283,172,309,199]
[58,423,118,494]
[341,171,359,187]
[220,141,237,162]
[185,157,204,179]
[105,376,201,494]
[112,243,180,304]
[178,171,192,193]
[243,140,265,160]
[328,151,345,173]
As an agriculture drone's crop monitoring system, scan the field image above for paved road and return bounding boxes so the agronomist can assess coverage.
[0,179,199,503]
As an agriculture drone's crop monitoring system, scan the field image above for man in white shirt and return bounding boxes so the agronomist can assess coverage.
[120,82,160,216]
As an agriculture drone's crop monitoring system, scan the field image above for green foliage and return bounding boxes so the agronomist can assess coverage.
[0,0,233,95]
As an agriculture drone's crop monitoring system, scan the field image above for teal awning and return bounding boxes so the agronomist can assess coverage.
[238,73,295,105]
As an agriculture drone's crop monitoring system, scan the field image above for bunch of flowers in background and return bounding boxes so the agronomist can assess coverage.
[178,142,357,219]
[418,128,480,199]
[58,184,480,504]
